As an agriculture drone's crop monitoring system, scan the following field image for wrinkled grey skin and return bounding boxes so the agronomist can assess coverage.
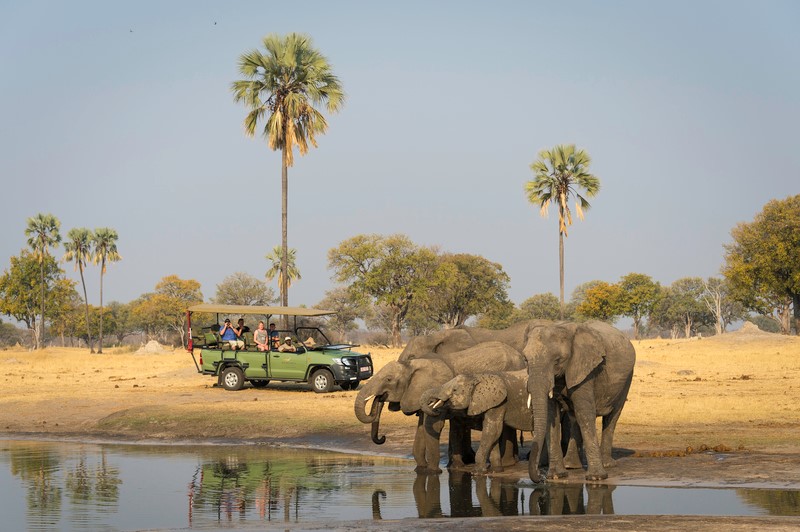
[524,321,636,482]
[424,368,531,473]
[354,340,527,473]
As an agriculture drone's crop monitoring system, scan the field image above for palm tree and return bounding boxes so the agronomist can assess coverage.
[232,33,344,319]
[64,228,95,353]
[265,246,302,292]
[92,228,121,354]
[25,213,61,349]
[525,144,600,318]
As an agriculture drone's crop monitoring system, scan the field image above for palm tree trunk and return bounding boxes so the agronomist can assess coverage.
[558,231,565,320]
[98,264,105,353]
[281,146,289,329]
[79,266,94,353]
[39,260,45,350]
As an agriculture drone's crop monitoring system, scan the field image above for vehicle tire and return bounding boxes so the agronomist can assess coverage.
[220,366,244,391]
[310,368,334,393]
[251,380,270,388]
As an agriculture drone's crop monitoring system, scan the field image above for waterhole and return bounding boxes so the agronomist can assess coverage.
[1,440,797,531]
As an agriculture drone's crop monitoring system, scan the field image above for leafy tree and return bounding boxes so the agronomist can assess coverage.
[525,144,600,318]
[419,253,510,328]
[25,213,62,349]
[0,319,25,348]
[104,301,133,345]
[316,286,368,342]
[649,279,711,339]
[514,293,564,322]
[328,234,437,347]
[155,275,203,347]
[63,227,95,352]
[475,298,517,330]
[0,251,76,347]
[723,194,800,335]
[92,228,121,352]
[213,272,275,306]
[232,33,344,313]
[575,282,623,323]
[570,280,605,309]
[129,293,174,344]
[617,273,661,339]
[264,246,301,295]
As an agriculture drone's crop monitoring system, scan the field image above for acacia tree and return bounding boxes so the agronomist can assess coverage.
[316,286,369,342]
[514,293,565,322]
[92,228,121,353]
[232,33,344,317]
[328,234,437,347]
[25,213,62,349]
[575,282,623,323]
[63,227,95,352]
[525,144,600,318]
[155,275,203,347]
[723,195,800,335]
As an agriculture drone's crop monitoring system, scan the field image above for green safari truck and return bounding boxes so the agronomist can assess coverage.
[185,304,374,393]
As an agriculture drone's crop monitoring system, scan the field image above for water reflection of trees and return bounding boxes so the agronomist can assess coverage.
[403,471,616,518]
[188,451,348,524]
[5,442,121,525]
[737,489,800,516]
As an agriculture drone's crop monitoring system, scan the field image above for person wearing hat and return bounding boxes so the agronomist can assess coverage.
[220,318,245,350]
[277,336,297,352]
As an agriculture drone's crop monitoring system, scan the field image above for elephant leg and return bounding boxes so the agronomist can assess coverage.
[447,418,473,468]
[412,414,429,472]
[476,410,504,473]
[564,413,583,469]
[586,484,615,514]
[572,385,607,481]
[499,425,519,468]
[412,473,442,518]
[422,414,444,474]
[600,378,631,468]
[546,405,568,479]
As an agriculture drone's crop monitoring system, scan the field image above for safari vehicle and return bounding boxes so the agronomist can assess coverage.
[185,304,373,393]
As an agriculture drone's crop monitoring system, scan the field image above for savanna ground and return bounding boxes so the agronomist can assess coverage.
[2,326,800,530]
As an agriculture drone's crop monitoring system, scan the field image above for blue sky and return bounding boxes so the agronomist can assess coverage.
[1,1,798,311]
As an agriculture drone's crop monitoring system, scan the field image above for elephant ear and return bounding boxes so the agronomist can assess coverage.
[566,325,605,389]
[468,375,507,416]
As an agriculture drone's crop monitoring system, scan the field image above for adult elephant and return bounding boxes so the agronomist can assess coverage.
[524,320,635,482]
[354,341,526,473]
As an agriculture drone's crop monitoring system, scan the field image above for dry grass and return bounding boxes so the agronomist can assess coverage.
[1,331,799,455]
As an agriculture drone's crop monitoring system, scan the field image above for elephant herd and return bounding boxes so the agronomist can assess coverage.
[353,320,636,483]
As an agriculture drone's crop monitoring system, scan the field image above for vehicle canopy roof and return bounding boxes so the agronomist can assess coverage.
[187,304,336,317]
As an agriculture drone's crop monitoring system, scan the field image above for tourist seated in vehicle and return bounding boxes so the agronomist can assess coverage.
[253,321,269,351]
[269,323,280,350]
[220,318,245,350]
[278,336,297,353]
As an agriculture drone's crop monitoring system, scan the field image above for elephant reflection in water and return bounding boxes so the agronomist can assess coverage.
[529,484,616,515]
[412,471,521,518]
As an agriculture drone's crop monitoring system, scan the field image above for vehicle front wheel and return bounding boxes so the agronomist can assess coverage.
[220,367,244,391]
[251,380,270,388]
[310,369,334,393]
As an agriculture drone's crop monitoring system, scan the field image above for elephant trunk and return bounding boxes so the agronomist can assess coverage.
[354,386,383,424]
[370,398,386,445]
[528,373,553,483]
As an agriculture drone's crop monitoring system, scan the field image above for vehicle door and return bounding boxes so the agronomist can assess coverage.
[268,349,309,380]
[240,350,269,379]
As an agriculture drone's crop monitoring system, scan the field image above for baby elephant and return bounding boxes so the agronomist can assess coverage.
[425,369,531,473]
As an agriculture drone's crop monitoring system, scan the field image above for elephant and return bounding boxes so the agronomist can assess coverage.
[422,368,532,473]
[354,341,527,473]
[524,320,636,482]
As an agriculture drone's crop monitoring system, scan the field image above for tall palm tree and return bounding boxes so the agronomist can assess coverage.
[232,33,344,320]
[525,144,600,318]
[92,228,121,354]
[265,246,302,293]
[25,213,61,349]
[64,227,95,353]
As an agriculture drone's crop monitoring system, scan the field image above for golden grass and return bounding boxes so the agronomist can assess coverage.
[1,331,799,454]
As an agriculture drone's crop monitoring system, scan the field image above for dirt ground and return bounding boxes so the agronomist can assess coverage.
[2,330,800,530]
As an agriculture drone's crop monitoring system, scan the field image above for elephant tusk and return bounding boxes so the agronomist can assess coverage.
[365,394,375,403]
[432,399,443,410]
[548,390,553,399]
[527,394,531,409]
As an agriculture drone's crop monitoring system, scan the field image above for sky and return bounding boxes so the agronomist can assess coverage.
[1,1,798,314]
